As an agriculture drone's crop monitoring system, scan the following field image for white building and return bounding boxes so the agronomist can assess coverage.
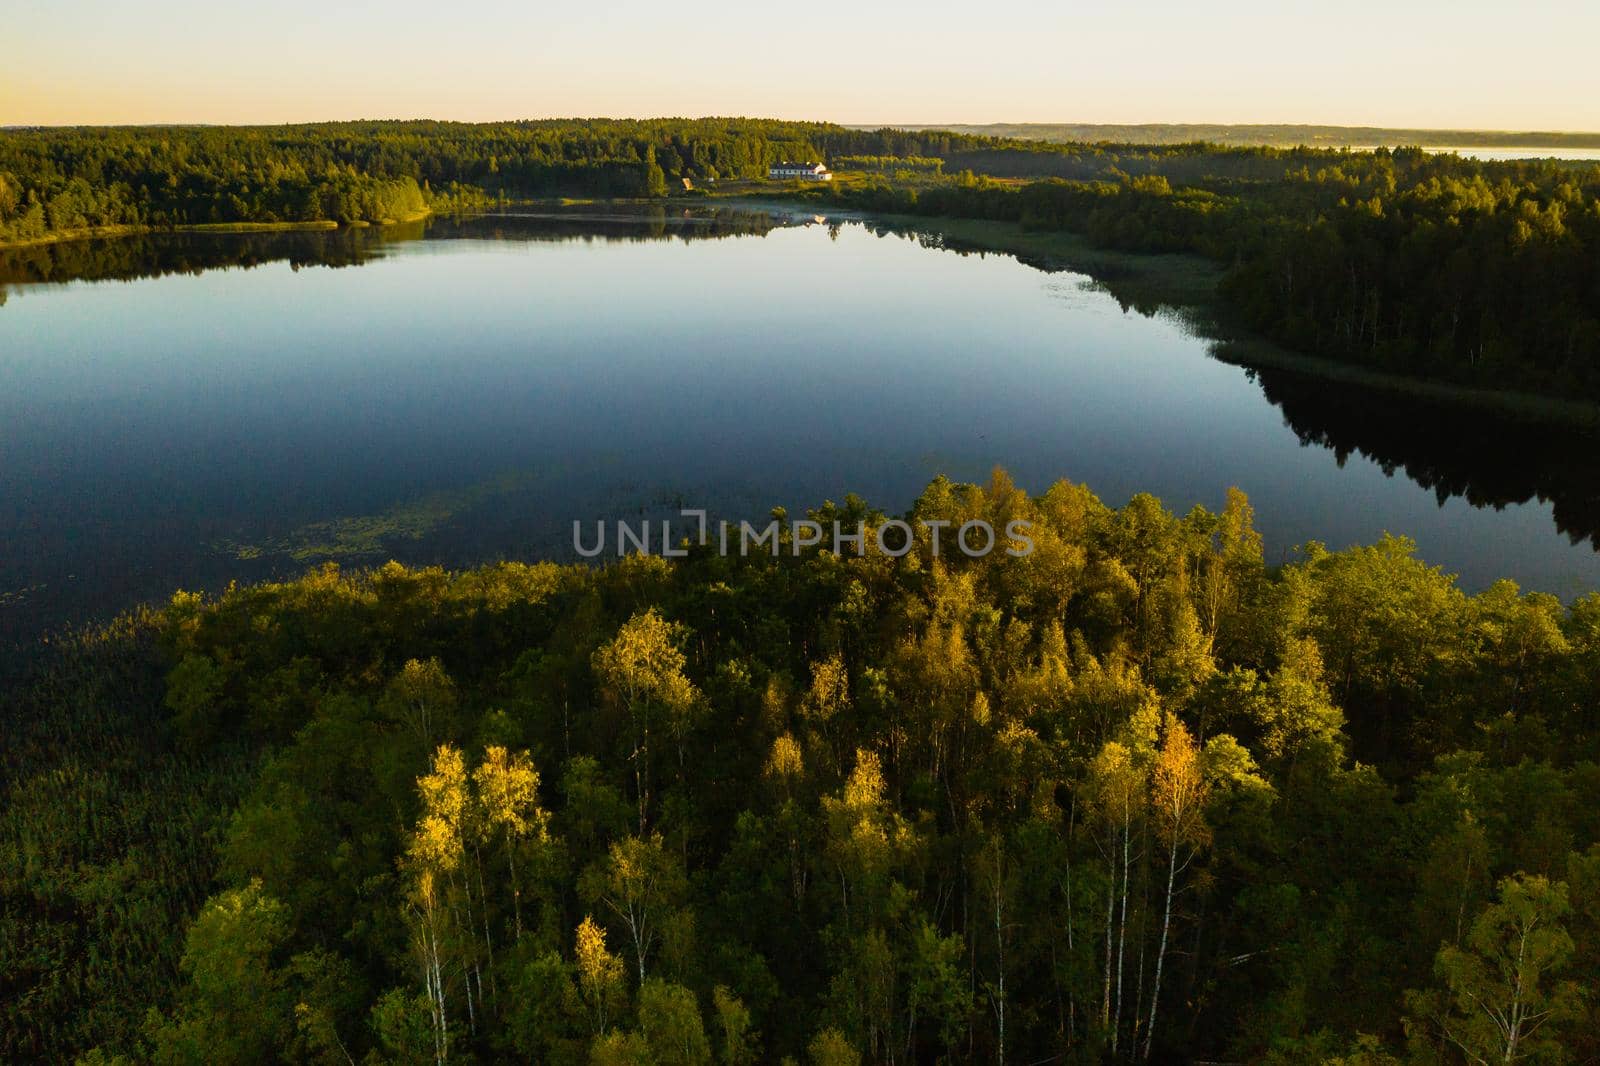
[768,161,833,181]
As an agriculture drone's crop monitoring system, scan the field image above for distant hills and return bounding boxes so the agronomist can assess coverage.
[850,123,1600,149]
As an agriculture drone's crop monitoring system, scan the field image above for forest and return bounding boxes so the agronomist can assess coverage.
[4,472,1598,1064]
[0,119,957,240]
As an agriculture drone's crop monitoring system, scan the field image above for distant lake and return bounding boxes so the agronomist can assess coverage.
[4,206,1600,643]
[1414,146,1600,162]
[1335,146,1600,163]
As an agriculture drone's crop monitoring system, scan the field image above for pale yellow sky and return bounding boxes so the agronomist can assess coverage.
[7,0,1599,129]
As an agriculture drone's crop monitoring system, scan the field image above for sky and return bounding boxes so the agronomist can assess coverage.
[7,0,1599,130]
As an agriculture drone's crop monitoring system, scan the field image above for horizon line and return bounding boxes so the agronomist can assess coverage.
[4,117,1600,138]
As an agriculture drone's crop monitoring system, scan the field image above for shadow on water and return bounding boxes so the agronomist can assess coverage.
[0,204,796,296]
[867,216,1600,556]
[0,226,403,292]
[1239,363,1600,549]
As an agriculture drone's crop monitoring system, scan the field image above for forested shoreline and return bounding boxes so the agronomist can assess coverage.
[4,472,1598,1064]
[0,119,864,241]
[3,118,1598,401]
[799,157,1600,402]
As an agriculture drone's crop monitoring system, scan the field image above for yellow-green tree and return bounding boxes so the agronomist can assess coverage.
[592,610,701,834]
[575,916,627,1036]
[584,833,688,985]
[1085,738,1149,1054]
[1144,715,1210,1059]
[385,658,458,751]
[809,1026,862,1066]
[712,985,759,1065]
[638,978,711,1065]
[406,744,467,1064]
[1405,874,1583,1064]
[801,653,853,778]
[145,880,292,1065]
[822,749,914,930]
[473,745,548,942]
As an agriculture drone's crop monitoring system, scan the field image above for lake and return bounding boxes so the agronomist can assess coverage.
[4,205,1600,644]
[1429,147,1600,162]
[1335,146,1600,162]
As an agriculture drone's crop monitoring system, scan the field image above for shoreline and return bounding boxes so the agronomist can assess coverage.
[0,211,430,249]
[10,193,1600,428]
[751,202,1600,429]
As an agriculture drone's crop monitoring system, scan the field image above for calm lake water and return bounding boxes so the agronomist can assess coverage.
[1430,147,1600,163]
[1336,146,1600,163]
[4,206,1600,642]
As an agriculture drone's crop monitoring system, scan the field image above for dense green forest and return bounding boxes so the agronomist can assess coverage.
[4,472,1598,1064]
[0,119,945,240]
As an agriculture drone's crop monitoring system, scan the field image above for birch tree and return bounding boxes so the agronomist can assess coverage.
[1085,739,1148,1056]
[821,749,913,931]
[385,658,457,751]
[592,610,700,835]
[1144,715,1210,1059]
[584,833,687,985]
[574,916,626,1036]
[472,745,548,943]
[1405,874,1583,1064]
[405,744,468,1065]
